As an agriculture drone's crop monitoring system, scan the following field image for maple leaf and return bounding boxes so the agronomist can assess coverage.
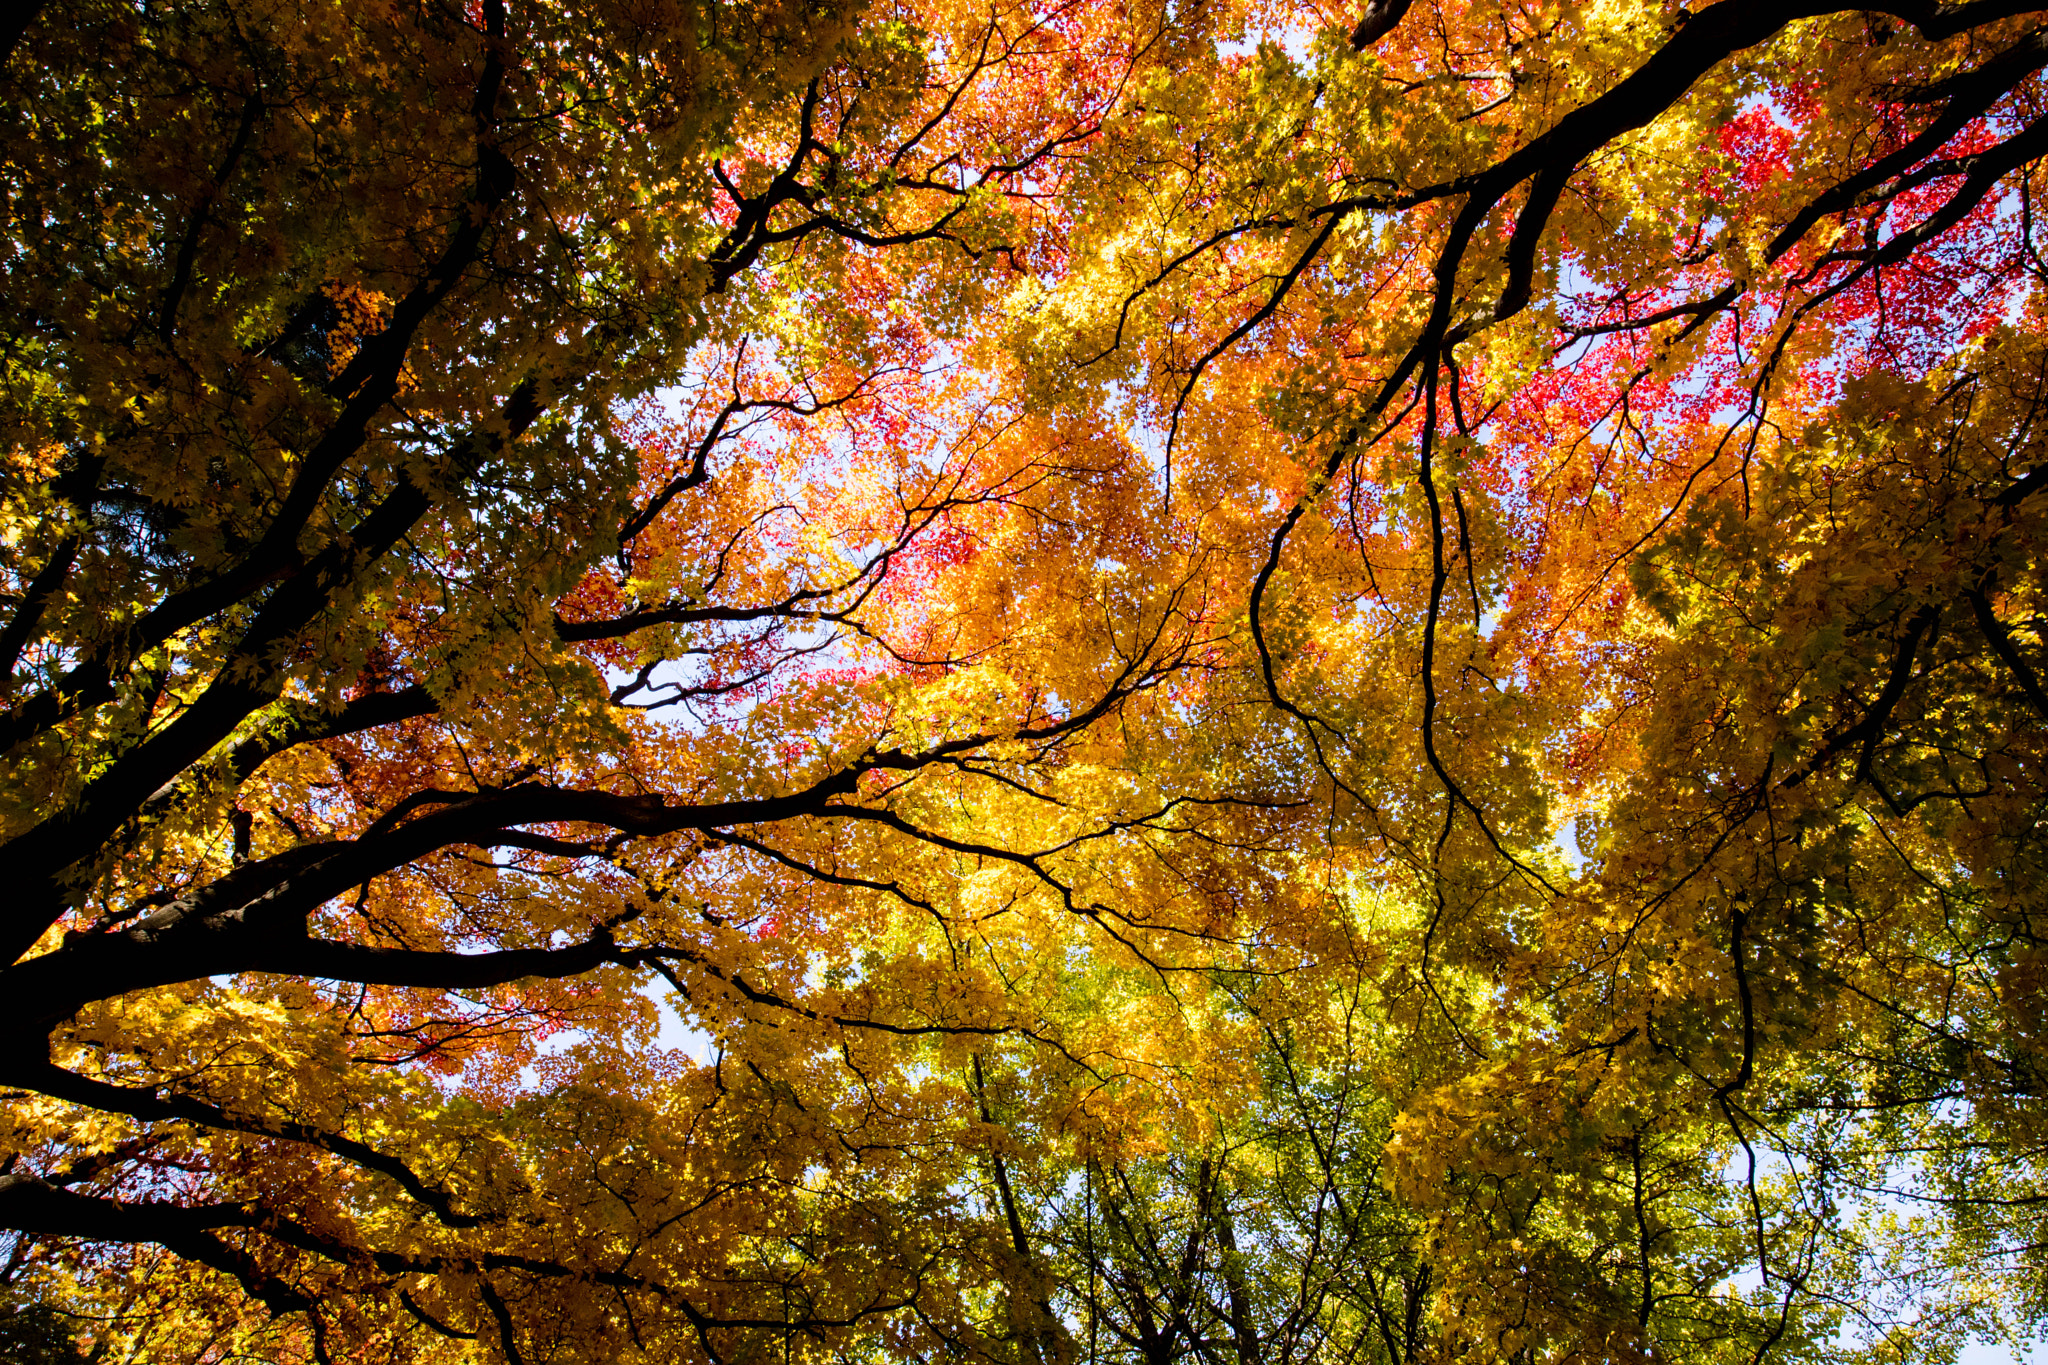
[7,0,2048,1361]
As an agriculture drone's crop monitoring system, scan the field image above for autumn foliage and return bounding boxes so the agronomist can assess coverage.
[3,0,2048,1360]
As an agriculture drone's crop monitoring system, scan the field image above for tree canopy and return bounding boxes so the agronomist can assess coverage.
[5,0,2048,1360]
